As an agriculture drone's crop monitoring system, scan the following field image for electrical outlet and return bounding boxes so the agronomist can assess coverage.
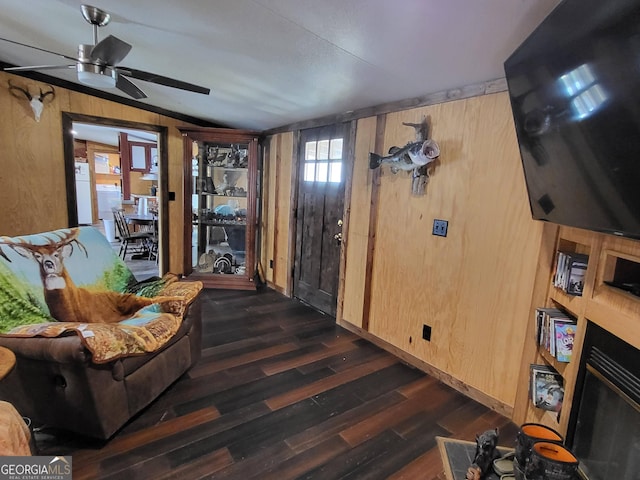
[432,219,448,237]
[422,325,432,341]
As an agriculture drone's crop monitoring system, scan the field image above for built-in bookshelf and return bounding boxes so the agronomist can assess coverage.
[513,224,640,435]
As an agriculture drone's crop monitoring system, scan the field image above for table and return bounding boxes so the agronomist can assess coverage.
[125,213,156,228]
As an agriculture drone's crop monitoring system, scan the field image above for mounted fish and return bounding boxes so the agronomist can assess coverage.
[368,117,440,195]
[369,139,440,173]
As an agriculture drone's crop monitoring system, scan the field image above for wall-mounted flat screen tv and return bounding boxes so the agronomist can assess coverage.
[504,0,640,238]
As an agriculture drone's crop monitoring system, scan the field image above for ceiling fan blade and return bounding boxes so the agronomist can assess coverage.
[115,73,147,99]
[4,64,75,72]
[90,35,132,66]
[0,37,77,63]
[117,66,210,95]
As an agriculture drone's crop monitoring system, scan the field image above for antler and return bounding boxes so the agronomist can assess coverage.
[0,228,87,258]
[8,79,32,100]
[50,228,87,258]
[38,85,55,102]
[7,80,55,122]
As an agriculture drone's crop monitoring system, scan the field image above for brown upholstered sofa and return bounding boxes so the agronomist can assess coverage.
[0,226,203,439]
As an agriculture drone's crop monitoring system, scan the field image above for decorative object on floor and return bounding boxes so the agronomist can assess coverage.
[514,423,564,477]
[465,429,502,479]
[7,80,55,122]
[0,226,203,439]
[368,117,441,195]
[437,436,514,480]
[525,442,579,480]
[493,452,515,477]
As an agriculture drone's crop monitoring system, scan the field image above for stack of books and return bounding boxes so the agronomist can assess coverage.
[535,307,576,362]
[554,251,589,296]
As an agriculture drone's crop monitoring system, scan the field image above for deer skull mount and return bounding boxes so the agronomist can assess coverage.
[8,80,55,122]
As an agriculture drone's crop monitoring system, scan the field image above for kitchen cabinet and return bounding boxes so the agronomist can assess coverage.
[180,128,260,290]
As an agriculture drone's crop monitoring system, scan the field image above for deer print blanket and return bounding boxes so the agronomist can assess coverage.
[0,227,202,363]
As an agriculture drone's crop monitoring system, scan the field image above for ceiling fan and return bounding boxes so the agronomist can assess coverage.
[0,4,210,99]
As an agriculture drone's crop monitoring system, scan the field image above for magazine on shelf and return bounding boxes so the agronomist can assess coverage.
[534,307,576,360]
[530,364,564,412]
[555,322,576,362]
[549,316,574,357]
[566,257,588,295]
[535,307,562,346]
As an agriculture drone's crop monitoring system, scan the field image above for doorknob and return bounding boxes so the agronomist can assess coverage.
[337,219,343,227]
[334,232,343,243]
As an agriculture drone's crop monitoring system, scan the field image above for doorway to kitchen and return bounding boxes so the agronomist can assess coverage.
[62,113,168,277]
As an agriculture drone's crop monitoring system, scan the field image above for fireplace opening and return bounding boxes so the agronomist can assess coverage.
[567,322,640,480]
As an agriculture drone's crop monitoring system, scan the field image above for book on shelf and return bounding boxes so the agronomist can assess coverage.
[553,251,589,296]
[549,317,574,357]
[554,322,576,362]
[530,364,564,412]
[534,307,576,361]
[535,307,561,346]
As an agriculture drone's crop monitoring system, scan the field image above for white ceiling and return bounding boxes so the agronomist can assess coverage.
[0,0,561,131]
[73,123,156,146]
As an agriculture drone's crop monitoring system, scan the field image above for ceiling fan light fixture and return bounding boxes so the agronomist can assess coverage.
[77,63,116,89]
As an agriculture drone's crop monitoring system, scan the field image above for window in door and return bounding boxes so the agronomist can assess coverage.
[303,138,343,183]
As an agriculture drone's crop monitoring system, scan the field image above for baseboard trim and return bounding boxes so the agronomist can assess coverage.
[267,281,286,295]
[336,318,514,419]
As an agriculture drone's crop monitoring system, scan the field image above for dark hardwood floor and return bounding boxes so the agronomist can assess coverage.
[37,288,519,479]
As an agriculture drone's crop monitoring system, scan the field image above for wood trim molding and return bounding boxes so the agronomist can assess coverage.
[273,134,283,287]
[286,131,300,297]
[62,112,169,272]
[361,114,385,331]
[267,281,286,295]
[336,317,513,418]
[181,131,193,276]
[336,120,358,324]
[265,78,508,135]
[259,137,271,284]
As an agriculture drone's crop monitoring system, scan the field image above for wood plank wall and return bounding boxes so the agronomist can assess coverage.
[263,92,545,412]
[261,131,294,294]
[0,71,198,274]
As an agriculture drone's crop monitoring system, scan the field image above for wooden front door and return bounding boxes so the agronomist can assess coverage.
[294,124,349,316]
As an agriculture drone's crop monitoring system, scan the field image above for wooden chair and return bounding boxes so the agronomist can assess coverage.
[111,208,153,260]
